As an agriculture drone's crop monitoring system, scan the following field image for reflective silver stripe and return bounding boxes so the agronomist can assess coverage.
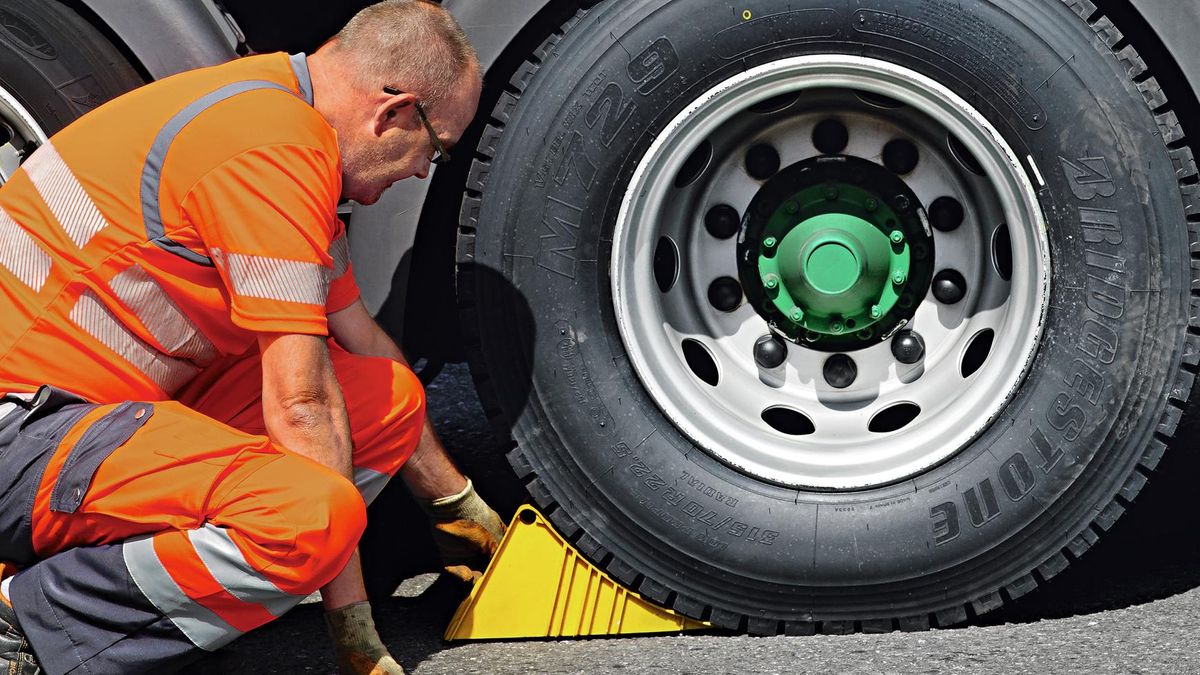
[188,524,303,618]
[70,291,199,393]
[0,207,50,291]
[22,142,108,248]
[141,80,296,266]
[329,233,351,280]
[109,265,217,363]
[354,467,391,506]
[289,53,314,106]
[123,535,242,651]
[213,248,329,306]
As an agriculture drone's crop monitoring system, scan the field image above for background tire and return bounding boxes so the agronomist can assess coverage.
[458,0,1199,633]
[0,0,141,164]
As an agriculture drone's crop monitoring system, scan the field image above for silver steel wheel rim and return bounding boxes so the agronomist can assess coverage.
[611,55,1051,490]
[0,84,46,183]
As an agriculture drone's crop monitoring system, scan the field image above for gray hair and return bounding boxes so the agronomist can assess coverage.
[329,0,479,111]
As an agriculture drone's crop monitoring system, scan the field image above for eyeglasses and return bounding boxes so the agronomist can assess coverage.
[383,85,451,165]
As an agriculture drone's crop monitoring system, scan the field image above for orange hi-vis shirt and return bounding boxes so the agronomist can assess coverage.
[0,52,359,403]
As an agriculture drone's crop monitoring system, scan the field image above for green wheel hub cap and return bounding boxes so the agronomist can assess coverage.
[739,156,934,349]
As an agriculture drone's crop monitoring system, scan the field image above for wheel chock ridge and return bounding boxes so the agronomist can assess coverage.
[444,505,710,641]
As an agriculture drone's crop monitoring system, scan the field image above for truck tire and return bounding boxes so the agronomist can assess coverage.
[0,0,142,179]
[457,0,1199,633]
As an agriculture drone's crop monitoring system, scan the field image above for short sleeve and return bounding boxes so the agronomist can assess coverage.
[182,143,353,335]
[326,218,360,314]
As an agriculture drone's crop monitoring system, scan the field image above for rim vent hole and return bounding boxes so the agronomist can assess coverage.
[961,329,995,378]
[654,236,679,293]
[948,134,985,176]
[675,140,713,188]
[749,92,802,114]
[992,224,1013,281]
[856,90,905,109]
[682,339,720,387]
[869,403,922,433]
[761,407,815,435]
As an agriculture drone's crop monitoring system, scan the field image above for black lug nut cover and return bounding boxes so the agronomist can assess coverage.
[891,330,926,364]
[812,118,849,155]
[932,269,968,304]
[707,277,743,312]
[754,334,788,369]
[705,204,741,239]
[823,353,857,389]
[929,196,965,232]
[882,139,920,175]
[745,143,781,180]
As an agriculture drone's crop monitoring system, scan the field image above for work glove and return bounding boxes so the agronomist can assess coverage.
[325,602,405,675]
[418,478,506,583]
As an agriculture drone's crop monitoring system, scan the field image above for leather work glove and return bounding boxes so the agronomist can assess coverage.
[418,478,506,583]
[325,602,405,675]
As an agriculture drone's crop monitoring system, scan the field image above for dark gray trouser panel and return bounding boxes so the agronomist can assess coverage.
[0,393,192,674]
[0,395,92,567]
[10,543,201,675]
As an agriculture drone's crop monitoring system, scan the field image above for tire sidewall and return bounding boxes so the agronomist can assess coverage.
[0,0,140,134]
[472,0,1189,616]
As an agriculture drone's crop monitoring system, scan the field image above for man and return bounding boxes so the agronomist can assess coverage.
[0,1,501,673]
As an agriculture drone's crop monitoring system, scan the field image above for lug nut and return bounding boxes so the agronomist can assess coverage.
[754,334,788,369]
[784,201,799,215]
[893,194,912,212]
[891,330,926,364]
[870,305,882,319]
[707,277,743,312]
[892,271,907,285]
[932,269,967,304]
[745,143,781,180]
[789,308,804,322]
[889,230,905,244]
[929,196,965,232]
[823,186,839,201]
[823,354,858,389]
[763,274,780,290]
[705,204,741,239]
[763,236,778,249]
[865,198,879,212]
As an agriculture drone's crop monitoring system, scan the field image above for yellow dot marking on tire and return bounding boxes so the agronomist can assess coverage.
[743,9,752,20]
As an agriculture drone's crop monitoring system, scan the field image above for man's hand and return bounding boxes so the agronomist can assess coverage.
[418,479,506,582]
[325,602,405,675]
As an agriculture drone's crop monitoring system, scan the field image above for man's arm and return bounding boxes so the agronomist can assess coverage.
[328,299,505,583]
[258,333,366,610]
[259,333,353,477]
[328,299,468,500]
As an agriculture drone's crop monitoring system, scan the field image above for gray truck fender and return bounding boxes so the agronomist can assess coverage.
[1128,0,1200,105]
[80,0,240,79]
[349,0,553,323]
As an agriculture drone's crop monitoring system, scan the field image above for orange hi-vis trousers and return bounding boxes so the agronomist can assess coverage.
[0,346,425,674]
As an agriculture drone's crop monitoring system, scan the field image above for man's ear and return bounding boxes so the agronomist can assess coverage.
[374,90,419,136]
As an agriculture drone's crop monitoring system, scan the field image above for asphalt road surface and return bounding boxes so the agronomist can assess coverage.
[186,363,1200,674]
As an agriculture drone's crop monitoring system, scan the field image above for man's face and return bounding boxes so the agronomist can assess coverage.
[341,75,481,205]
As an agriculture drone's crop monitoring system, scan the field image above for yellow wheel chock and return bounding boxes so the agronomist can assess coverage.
[444,505,711,641]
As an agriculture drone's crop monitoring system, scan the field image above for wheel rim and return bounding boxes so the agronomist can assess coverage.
[611,55,1051,490]
[0,84,46,183]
